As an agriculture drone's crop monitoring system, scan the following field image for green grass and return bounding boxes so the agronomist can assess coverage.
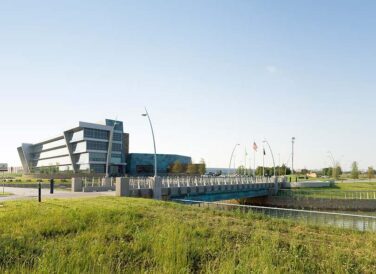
[0,197,375,273]
[334,182,376,191]
[279,182,376,199]
[0,192,11,196]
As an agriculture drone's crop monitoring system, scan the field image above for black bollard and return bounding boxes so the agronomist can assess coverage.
[50,178,54,194]
[38,182,42,202]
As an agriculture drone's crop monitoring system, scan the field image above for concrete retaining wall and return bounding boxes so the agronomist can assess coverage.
[83,186,115,192]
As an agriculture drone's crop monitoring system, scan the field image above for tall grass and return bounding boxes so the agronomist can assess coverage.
[0,197,375,273]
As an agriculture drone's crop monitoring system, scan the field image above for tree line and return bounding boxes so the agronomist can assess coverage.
[168,160,206,175]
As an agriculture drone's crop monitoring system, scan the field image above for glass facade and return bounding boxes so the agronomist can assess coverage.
[91,164,106,173]
[87,140,108,151]
[89,152,107,162]
[113,132,122,141]
[84,128,109,140]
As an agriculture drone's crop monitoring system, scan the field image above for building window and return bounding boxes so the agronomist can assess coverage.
[89,152,107,162]
[90,164,106,173]
[87,140,108,151]
[113,132,122,141]
[136,165,154,174]
[112,143,122,152]
[84,128,109,140]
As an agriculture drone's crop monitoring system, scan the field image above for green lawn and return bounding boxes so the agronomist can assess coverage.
[0,197,375,273]
[279,182,376,199]
[334,182,376,191]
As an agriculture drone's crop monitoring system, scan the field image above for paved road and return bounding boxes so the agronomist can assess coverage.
[0,187,115,202]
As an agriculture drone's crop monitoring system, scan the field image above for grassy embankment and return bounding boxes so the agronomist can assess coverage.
[0,197,375,273]
[279,182,376,199]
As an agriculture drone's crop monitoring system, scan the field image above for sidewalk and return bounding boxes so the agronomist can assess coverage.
[0,187,115,202]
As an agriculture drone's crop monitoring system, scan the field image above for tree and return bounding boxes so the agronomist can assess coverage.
[351,161,359,179]
[170,160,183,174]
[368,166,374,180]
[236,165,246,175]
[186,164,198,175]
[331,163,342,180]
[198,159,206,175]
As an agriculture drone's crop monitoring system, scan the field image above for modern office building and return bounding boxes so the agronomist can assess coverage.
[127,153,192,176]
[18,119,129,176]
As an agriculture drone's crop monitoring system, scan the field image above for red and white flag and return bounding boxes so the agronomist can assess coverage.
[252,141,258,152]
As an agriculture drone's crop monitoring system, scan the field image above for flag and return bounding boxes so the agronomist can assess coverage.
[245,148,248,156]
[263,148,266,155]
[253,142,258,152]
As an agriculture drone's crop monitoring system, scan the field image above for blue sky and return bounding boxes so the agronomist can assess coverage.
[1,1,376,170]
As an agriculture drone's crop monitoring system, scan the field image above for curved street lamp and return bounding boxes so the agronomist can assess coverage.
[142,108,157,177]
[263,139,276,176]
[291,137,296,175]
[228,144,240,175]
[106,119,118,178]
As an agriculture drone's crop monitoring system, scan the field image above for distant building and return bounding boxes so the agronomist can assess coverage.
[127,153,192,176]
[307,172,318,178]
[18,119,129,176]
[6,166,23,174]
[17,118,191,177]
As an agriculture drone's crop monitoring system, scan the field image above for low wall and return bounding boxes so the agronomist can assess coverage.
[248,196,376,211]
[83,186,115,192]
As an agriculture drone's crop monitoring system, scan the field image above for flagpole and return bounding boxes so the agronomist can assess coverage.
[253,141,256,177]
[244,147,247,176]
[262,144,265,177]
[253,149,256,177]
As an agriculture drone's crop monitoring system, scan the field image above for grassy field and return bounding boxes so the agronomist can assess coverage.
[334,182,376,191]
[279,182,376,199]
[0,197,375,273]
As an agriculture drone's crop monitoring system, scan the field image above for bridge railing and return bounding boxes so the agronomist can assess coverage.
[129,177,154,189]
[82,177,115,187]
[160,176,282,188]
[126,175,285,189]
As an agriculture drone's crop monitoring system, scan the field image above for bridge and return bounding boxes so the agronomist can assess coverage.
[72,176,285,201]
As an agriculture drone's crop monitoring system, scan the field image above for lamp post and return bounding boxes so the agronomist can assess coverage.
[142,108,157,177]
[327,151,341,179]
[291,137,296,176]
[106,120,118,178]
[263,139,276,176]
[228,144,240,175]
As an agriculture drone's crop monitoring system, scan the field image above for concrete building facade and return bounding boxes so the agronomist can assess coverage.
[18,119,128,176]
